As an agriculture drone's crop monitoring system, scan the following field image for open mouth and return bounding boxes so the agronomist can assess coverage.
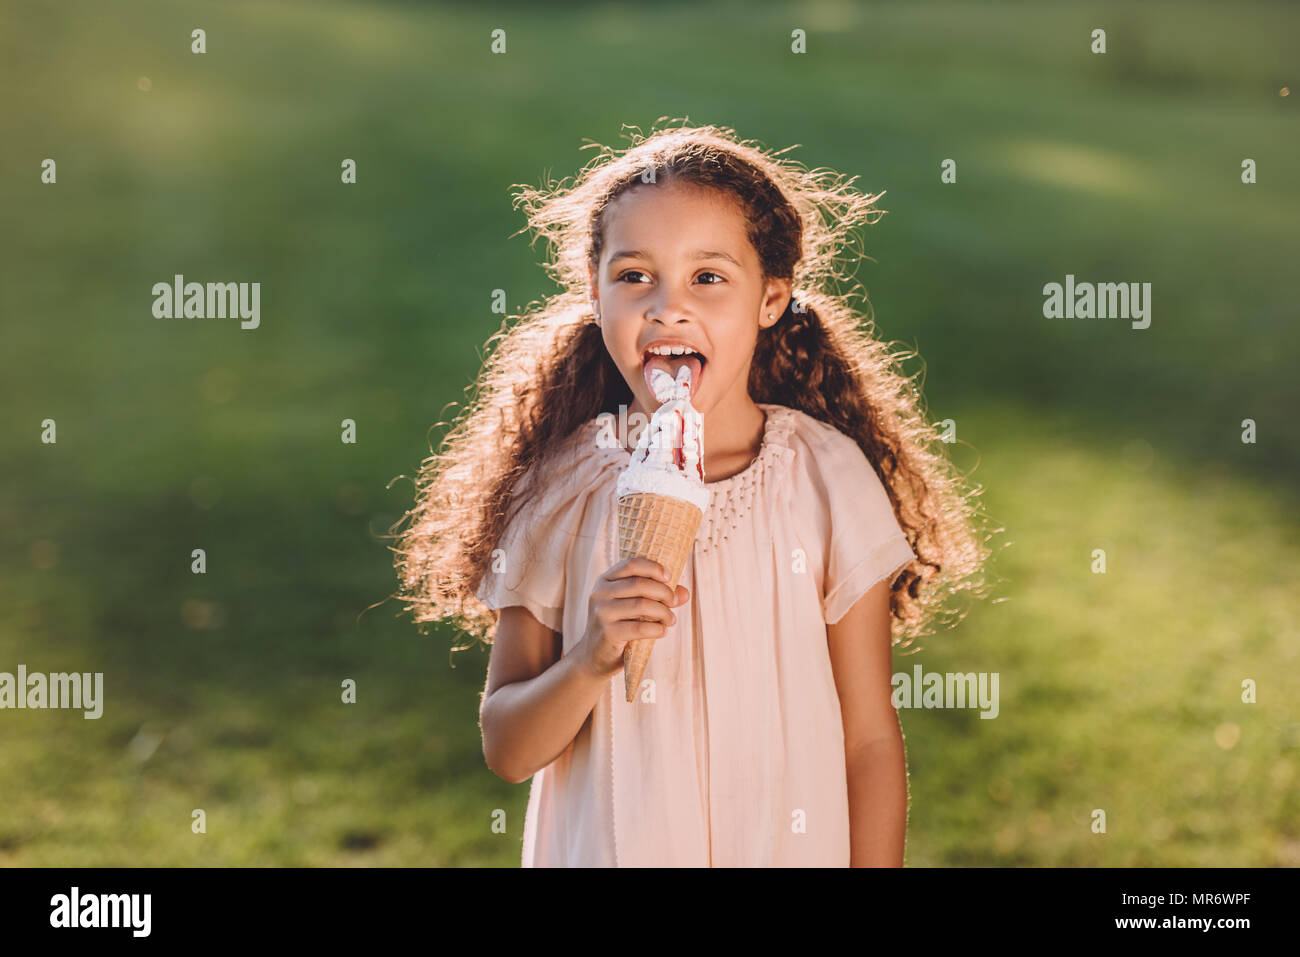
[641,344,706,402]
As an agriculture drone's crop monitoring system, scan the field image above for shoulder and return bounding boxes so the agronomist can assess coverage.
[501,418,626,545]
[492,418,624,562]
[771,405,880,483]
[765,404,896,536]
[515,417,626,495]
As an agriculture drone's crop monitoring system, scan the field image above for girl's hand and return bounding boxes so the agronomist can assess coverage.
[578,557,689,678]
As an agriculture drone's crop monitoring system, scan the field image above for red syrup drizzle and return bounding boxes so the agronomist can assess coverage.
[673,410,684,469]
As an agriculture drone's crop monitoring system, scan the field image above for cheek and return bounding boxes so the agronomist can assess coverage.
[600,320,634,360]
[710,327,759,374]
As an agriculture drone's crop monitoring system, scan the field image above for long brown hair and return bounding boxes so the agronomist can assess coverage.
[389,119,999,654]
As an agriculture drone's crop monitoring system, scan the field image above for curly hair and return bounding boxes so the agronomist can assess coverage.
[388,118,999,655]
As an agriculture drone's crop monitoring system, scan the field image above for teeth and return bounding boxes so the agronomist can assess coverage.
[646,344,701,358]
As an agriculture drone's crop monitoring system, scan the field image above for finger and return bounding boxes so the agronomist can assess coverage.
[607,556,668,584]
[603,574,677,609]
[608,618,668,644]
[604,595,675,626]
[673,585,690,606]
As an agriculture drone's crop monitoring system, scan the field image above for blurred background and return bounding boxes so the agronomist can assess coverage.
[1,0,1296,865]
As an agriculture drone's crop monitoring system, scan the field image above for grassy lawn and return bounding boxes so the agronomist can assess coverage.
[1,0,1295,865]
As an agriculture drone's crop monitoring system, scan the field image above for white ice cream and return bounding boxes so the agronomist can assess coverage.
[616,365,709,513]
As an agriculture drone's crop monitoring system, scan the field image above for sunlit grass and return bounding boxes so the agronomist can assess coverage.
[998,139,1159,199]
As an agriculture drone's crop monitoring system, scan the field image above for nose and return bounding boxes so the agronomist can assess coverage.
[647,287,693,326]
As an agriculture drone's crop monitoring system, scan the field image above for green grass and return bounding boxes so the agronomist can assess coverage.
[0,0,1296,865]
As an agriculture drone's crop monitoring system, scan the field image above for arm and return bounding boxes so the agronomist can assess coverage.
[826,576,908,867]
[479,605,613,784]
[479,559,687,785]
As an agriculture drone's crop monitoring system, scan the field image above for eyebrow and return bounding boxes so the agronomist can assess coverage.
[607,249,743,268]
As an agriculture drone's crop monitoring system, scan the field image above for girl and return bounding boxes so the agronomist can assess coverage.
[393,122,993,867]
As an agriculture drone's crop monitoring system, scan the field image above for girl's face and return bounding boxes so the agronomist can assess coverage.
[590,180,789,421]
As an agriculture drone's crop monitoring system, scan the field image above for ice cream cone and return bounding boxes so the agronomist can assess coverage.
[617,491,703,702]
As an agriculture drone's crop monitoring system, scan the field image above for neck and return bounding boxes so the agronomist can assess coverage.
[703,395,766,483]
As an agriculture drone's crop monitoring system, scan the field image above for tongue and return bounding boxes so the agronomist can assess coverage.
[644,354,702,397]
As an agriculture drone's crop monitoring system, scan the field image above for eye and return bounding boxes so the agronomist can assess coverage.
[696,271,725,285]
[617,270,649,283]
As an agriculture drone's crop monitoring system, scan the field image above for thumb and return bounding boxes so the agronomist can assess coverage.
[675,585,690,606]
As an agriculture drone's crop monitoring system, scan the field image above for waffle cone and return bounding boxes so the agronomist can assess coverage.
[616,492,703,702]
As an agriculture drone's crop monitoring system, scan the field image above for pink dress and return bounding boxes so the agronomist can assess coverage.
[476,403,916,866]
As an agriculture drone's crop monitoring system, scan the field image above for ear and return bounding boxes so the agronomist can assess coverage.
[759,278,792,330]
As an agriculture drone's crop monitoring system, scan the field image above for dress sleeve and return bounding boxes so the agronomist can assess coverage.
[474,426,616,635]
[815,429,917,625]
[474,460,568,633]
